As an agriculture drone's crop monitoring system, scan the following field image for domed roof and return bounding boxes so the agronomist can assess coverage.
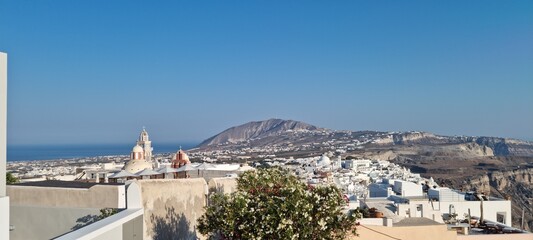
[176,149,190,161]
[123,159,152,174]
[318,155,331,166]
[172,149,191,168]
[132,145,143,153]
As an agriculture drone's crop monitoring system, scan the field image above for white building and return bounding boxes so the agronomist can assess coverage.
[345,159,372,172]
[393,180,423,197]
[393,192,512,226]
[368,183,394,198]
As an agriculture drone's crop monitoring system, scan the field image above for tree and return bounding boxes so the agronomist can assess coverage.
[197,168,360,240]
[98,208,118,220]
[6,172,19,184]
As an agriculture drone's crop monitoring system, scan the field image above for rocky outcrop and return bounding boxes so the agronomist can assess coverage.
[457,143,494,156]
[460,168,533,231]
[198,119,320,147]
[392,132,443,145]
[474,137,533,156]
[474,137,510,156]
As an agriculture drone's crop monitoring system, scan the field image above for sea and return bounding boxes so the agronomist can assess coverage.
[6,143,198,162]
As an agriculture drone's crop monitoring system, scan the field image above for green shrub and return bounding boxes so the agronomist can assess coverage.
[198,168,360,239]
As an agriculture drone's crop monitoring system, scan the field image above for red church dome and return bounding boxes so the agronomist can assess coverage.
[172,149,190,168]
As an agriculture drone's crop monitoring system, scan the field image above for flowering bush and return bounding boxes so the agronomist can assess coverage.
[197,168,360,239]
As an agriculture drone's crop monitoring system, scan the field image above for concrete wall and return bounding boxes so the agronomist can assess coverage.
[358,218,392,227]
[55,182,144,240]
[0,197,9,240]
[353,224,458,240]
[136,178,208,240]
[0,52,9,240]
[394,180,423,197]
[54,209,144,240]
[11,205,100,240]
[208,177,237,195]
[437,200,512,225]
[0,52,6,197]
[7,184,125,208]
[457,233,533,240]
[8,184,126,240]
[396,200,445,222]
[395,199,512,225]
[198,170,238,182]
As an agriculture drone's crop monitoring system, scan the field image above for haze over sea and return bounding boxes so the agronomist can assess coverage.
[6,143,197,162]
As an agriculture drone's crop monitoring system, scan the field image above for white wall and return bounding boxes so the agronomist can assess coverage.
[396,199,512,225]
[54,182,144,240]
[396,201,444,223]
[0,197,9,240]
[0,52,10,240]
[437,200,512,225]
[394,181,423,197]
[0,52,6,197]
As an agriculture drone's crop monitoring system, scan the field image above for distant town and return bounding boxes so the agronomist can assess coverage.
[6,126,532,239]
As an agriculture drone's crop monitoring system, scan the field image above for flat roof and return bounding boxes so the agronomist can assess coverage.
[11,180,123,189]
[394,217,443,227]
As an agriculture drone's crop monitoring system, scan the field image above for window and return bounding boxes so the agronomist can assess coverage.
[496,212,506,224]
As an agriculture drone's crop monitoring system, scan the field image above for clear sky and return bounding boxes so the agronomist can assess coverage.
[1,1,532,145]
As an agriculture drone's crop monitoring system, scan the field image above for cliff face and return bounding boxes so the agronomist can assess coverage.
[391,132,533,157]
[458,143,494,157]
[392,132,449,145]
[460,168,533,231]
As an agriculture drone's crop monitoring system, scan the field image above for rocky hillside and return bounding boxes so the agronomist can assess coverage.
[198,119,533,158]
[198,119,321,147]
[391,132,533,156]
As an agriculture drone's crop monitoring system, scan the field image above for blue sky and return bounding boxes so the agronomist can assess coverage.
[1,1,532,145]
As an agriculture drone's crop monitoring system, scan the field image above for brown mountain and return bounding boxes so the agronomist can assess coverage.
[198,119,321,147]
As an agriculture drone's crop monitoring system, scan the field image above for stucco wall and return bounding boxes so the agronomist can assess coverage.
[354,225,458,240]
[437,200,512,225]
[10,205,100,240]
[8,184,126,240]
[200,170,238,182]
[7,184,125,208]
[0,52,8,240]
[396,199,512,225]
[136,178,208,240]
[457,233,533,240]
[208,177,237,195]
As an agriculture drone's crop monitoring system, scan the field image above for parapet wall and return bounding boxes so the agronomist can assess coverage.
[355,225,457,240]
[208,177,238,194]
[8,184,126,240]
[136,178,209,240]
[7,184,125,208]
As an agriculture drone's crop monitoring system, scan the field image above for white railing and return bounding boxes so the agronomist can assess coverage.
[54,208,143,240]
